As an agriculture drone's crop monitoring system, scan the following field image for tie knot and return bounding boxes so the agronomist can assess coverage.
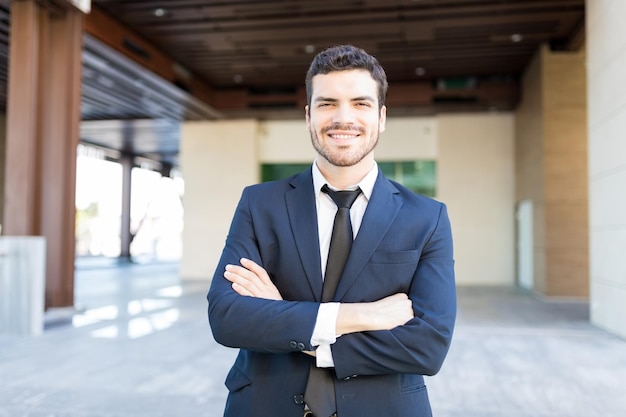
[322,184,362,209]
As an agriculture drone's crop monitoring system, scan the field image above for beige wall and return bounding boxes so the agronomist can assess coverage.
[179,120,258,279]
[257,119,315,163]
[180,114,515,286]
[587,0,626,338]
[438,114,515,286]
[515,45,588,297]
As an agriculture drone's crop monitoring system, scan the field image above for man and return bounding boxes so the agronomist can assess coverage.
[208,45,456,417]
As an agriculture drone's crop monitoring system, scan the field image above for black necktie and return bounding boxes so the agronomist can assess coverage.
[304,184,362,417]
[320,185,362,302]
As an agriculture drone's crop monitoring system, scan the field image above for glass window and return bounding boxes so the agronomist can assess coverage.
[379,161,436,197]
[261,160,436,197]
[261,163,310,182]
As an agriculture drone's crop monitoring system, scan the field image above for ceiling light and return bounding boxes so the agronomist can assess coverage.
[153,8,168,17]
[511,33,523,43]
[233,74,243,83]
[415,67,426,76]
[304,44,316,54]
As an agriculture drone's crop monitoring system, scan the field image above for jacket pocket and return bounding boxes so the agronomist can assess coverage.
[400,374,426,393]
[370,250,420,264]
[225,365,251,393]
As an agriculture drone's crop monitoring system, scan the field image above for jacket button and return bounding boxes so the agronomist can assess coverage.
[293,394,304,404]
[297,342,306,350]
[289,341,298,349]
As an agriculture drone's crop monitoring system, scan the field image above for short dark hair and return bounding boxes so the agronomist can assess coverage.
[305,45,388,110]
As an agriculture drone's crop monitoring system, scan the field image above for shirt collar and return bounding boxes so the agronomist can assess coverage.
[312,161,378,201]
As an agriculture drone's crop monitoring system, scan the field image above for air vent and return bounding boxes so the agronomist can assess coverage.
[123,38,151,61]
[432,96,478,104]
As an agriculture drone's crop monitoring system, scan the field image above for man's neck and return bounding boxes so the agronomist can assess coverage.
[315,158,375,190]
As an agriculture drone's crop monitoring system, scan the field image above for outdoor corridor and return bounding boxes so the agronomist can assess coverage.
[0,262,624,417]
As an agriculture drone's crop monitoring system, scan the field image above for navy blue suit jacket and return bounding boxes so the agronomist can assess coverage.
[208,167,456,417]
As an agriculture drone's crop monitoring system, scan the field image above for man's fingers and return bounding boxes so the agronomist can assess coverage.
[231,282,253,297]
[240,258,272,285]
[224,266,261,294]
[225,263,262,285]
[224,261,282,300]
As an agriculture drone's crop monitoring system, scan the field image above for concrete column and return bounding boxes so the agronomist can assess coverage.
[0,236,46,335]
[120,154,133,260]
[515,45,588,297]
[3,1,84,308]
[586,0,626,338]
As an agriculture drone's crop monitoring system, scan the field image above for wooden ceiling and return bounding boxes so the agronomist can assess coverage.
[0,0,585,166]
[91,0,585,118]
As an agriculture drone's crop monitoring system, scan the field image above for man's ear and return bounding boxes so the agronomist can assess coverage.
[379,105,387,133]
[305,105,311,132]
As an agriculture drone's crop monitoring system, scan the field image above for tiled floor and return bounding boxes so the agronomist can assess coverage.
[0,262,625,417]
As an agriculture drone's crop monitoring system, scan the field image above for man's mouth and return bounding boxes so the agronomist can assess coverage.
[328,132,360,140]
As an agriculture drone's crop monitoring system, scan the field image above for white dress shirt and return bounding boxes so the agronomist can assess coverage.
[309,160,378,367]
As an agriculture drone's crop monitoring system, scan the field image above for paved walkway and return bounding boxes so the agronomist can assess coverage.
[1,262,625,417]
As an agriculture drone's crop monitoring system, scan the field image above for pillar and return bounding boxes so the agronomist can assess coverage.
[515,44,588,297]
[120,153,133,260]
[586,0,626,338]
[3,0,84,308]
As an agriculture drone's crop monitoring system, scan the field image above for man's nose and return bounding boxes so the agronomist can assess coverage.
[331,104,356,124]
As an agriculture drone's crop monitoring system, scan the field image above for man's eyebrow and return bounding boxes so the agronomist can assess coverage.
[313,96,376,102]
[313,96,338,102]
[351,96,376,102]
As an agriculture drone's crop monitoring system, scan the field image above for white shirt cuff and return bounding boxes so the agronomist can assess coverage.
[310,302,340,368]
[315,344,335,367]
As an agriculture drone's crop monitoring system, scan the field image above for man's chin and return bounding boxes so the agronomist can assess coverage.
[324,154,364,168]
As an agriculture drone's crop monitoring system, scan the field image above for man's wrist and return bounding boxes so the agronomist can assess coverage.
[337,302,372,335]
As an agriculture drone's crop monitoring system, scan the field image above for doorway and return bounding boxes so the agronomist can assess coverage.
[516,199,534,290]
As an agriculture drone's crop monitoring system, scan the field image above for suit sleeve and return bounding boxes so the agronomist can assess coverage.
[207,187,320,353]
[331,203,456,378]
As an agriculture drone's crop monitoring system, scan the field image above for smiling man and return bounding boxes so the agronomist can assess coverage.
[208,45,456,417]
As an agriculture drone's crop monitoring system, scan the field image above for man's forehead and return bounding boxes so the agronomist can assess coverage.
[311,69,378,94]
[312,68,375,82]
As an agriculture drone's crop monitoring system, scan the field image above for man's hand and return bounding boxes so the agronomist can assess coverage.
[224,258,283,300]
[337,293,414,335]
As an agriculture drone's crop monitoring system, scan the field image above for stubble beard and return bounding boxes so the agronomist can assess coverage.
[310,125,380,167]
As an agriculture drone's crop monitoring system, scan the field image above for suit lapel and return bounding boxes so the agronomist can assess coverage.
[285,168,324,301]
[334,170,402,300]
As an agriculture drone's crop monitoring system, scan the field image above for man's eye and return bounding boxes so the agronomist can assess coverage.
[356,102,371,107]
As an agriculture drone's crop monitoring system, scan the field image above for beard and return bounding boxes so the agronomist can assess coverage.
[310,123,379,167]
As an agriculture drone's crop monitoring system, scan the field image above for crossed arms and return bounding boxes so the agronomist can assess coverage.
[225,257,414,352]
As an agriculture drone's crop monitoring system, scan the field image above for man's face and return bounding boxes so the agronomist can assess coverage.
[306,69,386,168]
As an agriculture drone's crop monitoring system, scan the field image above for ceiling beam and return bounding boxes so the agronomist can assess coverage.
[84,5,215,108]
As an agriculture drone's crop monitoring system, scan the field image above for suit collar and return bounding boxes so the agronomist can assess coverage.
[286,168,324,300]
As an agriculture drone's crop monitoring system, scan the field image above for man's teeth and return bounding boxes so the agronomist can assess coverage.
[330,134,358,139]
